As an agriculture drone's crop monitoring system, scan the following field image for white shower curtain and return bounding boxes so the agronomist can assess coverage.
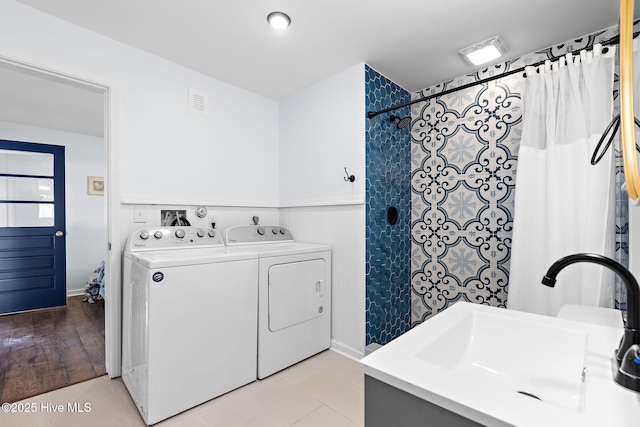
[507,45,617,317]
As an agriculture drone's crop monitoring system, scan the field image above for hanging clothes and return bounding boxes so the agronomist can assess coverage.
[507,45,617,316]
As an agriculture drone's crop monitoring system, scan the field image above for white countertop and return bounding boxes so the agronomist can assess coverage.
[360,302,640,427]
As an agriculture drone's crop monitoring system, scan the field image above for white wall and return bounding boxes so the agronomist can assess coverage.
[279,64,367,358]
[3,0,368,360]
[0,0,280,207]
[0,121,105,295]
[281,205,366,358]
[279,63,365,206]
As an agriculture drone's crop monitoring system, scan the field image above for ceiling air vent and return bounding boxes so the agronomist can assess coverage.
[188,88,209,116]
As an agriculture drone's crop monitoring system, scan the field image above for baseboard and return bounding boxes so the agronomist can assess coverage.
[365,343,382,355]
[330,339,364,361]
[67,289,85,298]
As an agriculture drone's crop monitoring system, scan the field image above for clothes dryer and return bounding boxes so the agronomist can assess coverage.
[225,225,331,379]
[122,227,257,425]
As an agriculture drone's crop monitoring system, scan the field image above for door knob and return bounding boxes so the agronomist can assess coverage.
[55,231,64,237]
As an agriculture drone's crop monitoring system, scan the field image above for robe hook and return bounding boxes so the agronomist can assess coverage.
[344,167,355,182]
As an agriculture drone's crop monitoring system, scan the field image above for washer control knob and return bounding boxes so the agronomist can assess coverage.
[175,229,186,239]
[279,228,286,235]
[208,230,217,238]
[154,231,163,239]
[140,231,149,240]
[257,227,265,236]
[272,228,278,235]
[197,229,205,238]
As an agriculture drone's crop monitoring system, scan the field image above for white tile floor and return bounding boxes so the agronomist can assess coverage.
[0,350,364,427]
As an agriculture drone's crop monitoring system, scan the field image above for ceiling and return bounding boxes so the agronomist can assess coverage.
[14,0,627,99]
[0,64,104,137]
[1,0,631,137]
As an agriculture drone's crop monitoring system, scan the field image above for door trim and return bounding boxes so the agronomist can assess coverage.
[0,48,122,377]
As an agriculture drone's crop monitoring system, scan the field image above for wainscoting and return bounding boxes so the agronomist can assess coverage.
[0,296,105,403]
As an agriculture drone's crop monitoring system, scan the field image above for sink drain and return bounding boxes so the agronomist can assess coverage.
[517,391,542,401]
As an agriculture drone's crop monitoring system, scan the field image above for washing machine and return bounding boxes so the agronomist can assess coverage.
[122,227,258,425]
[225,225,331,379]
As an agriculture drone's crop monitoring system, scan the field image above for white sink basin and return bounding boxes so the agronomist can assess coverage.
[360,302,640,427]
[416,310,587,412]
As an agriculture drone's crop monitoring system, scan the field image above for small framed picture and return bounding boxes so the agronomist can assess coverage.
[88,176,105,195]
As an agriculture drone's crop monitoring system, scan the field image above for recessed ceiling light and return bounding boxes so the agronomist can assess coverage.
[267,12,291,30]
[459,36,507,66]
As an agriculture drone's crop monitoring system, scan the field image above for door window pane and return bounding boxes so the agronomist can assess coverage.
[0,150,53,176]
[0,203,54,227]
[0,177,54,201]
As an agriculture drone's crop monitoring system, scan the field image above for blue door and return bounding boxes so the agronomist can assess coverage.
[0,140,66,314]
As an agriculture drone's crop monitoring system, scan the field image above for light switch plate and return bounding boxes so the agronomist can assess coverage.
[133,207,147,223]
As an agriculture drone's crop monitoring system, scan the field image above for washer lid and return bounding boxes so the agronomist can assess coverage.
[131,247,257,268]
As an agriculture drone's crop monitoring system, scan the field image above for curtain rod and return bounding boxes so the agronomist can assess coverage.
[367,31,639,120]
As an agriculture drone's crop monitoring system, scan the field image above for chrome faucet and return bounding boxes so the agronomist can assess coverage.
[542,253,640,392]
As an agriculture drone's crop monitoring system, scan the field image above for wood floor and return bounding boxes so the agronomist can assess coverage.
[0,295,105,403]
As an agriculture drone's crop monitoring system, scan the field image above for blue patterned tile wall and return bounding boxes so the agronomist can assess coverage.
[410,78,521,324]
[410,25,630,325]
[365,65,411,345]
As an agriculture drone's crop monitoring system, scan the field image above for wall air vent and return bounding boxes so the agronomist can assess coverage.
[188,88,209,116]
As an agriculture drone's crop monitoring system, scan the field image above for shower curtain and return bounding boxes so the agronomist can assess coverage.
[507,45,617,317]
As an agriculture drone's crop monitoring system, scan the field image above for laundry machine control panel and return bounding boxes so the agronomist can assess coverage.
[225,225,294,245]
[127,227,224,251]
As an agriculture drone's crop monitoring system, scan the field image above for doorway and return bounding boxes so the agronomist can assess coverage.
[0,50,121,381]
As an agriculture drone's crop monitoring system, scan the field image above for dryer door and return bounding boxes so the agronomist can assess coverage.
[268,259,326,332]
